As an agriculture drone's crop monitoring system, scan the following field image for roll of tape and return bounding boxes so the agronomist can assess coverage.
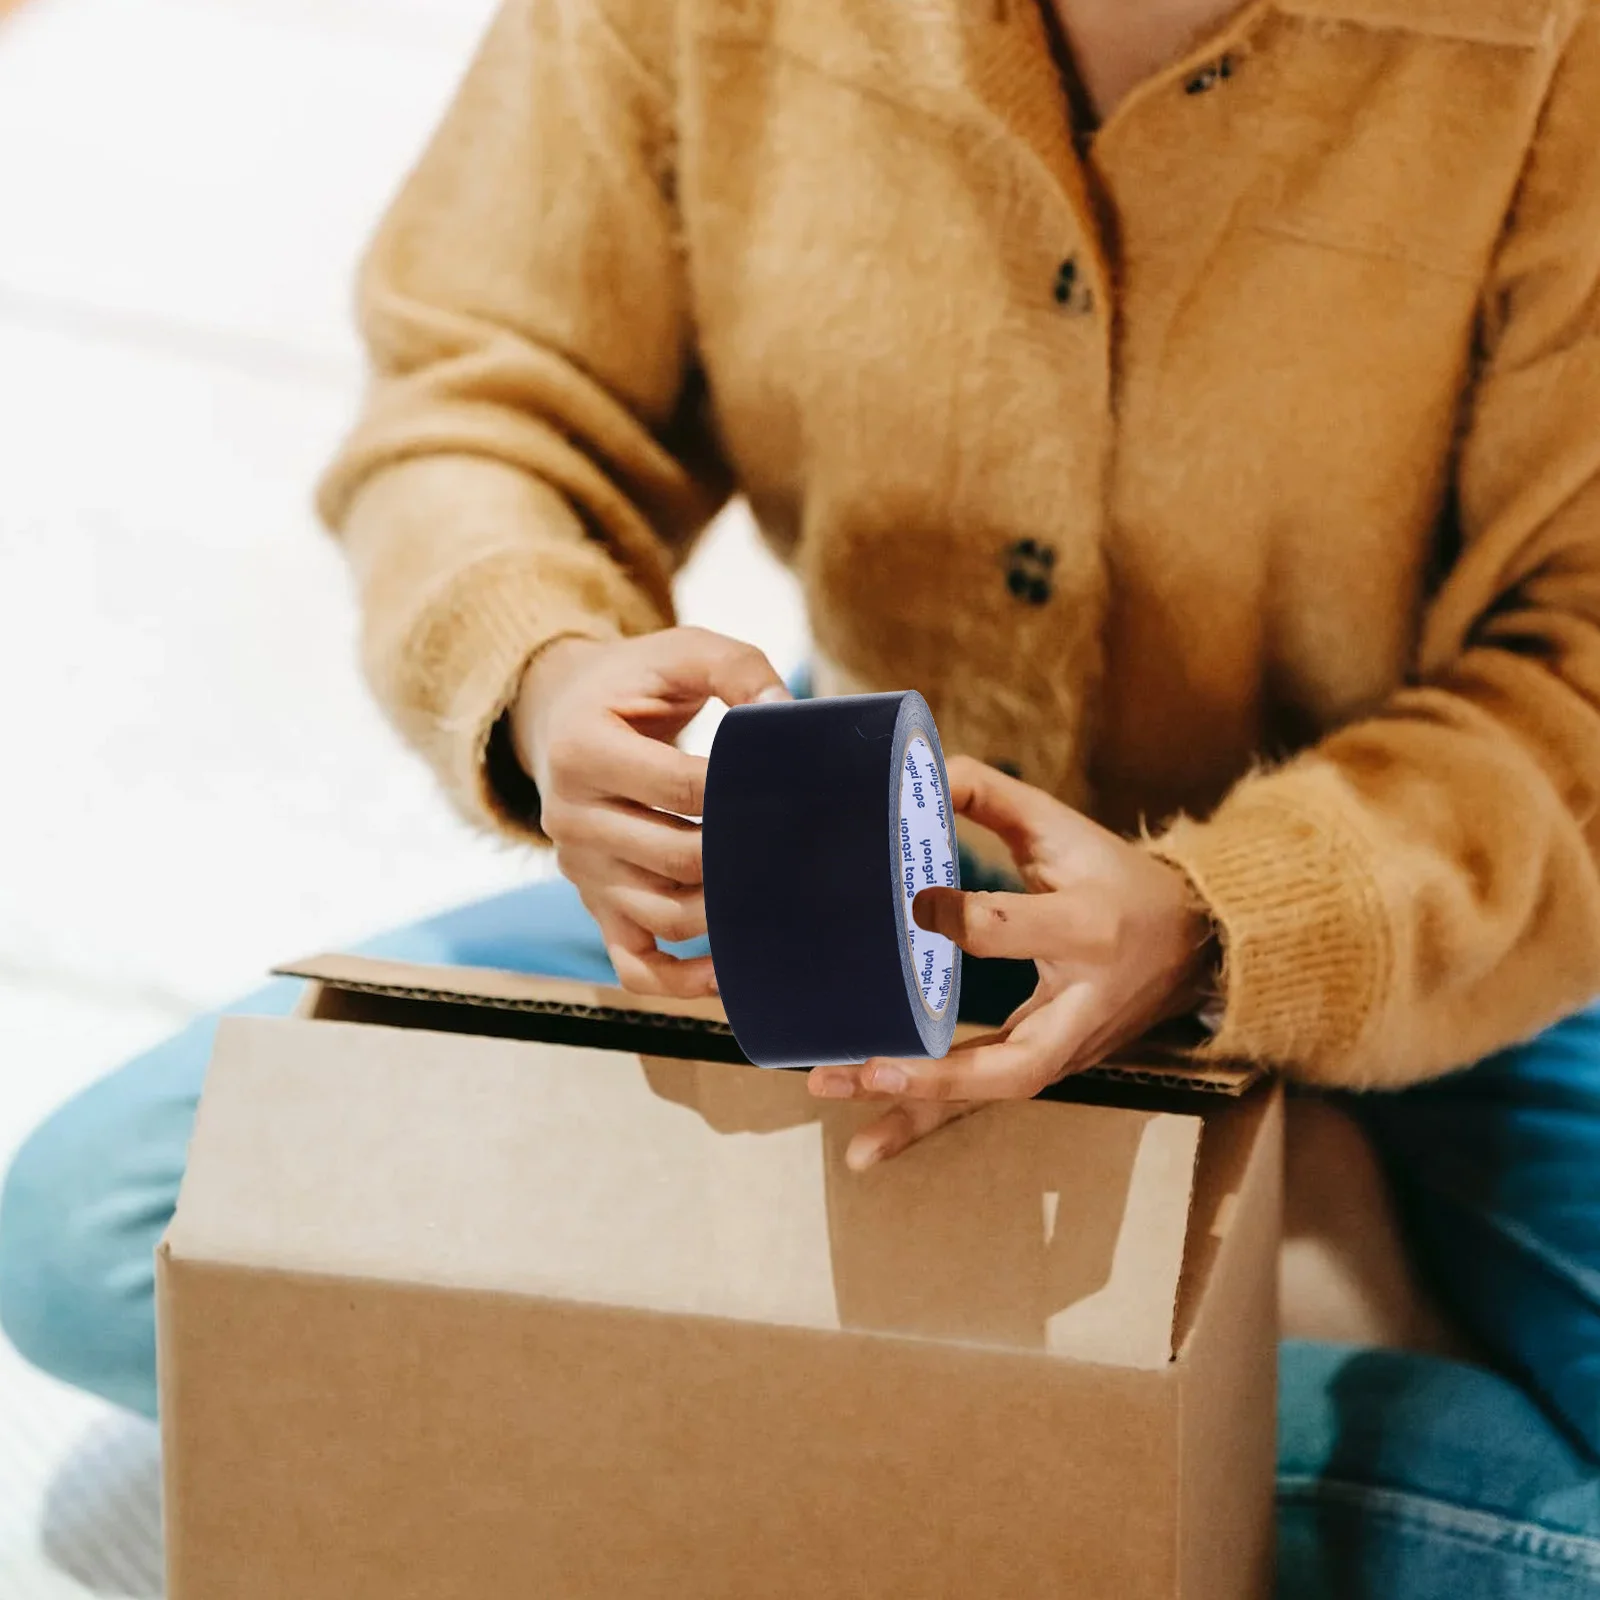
[702,691,963,1068]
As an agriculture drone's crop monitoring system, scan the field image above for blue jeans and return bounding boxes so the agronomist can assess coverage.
[5,881,1600,1594]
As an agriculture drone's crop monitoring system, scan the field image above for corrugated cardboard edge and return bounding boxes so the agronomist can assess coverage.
[276,953,1262,1096]
[280,952,730,1028]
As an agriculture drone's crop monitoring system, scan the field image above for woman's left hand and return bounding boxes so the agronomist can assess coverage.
[808,755,1220,1172]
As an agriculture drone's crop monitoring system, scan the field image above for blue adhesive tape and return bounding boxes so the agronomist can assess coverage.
[702,691,963,1068]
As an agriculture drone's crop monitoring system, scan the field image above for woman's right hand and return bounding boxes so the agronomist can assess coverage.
[510,627,791,998]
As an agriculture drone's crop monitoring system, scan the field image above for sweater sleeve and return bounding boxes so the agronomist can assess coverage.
[317,0,727,840]
[1149,9,1600,1089]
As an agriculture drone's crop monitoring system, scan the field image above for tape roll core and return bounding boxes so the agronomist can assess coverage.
[702,691,963,1068]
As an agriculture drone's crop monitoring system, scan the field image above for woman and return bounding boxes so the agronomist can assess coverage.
[6,0,1600,1590]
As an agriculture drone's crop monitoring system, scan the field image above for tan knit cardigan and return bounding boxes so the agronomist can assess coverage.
[320,0,1600,1090]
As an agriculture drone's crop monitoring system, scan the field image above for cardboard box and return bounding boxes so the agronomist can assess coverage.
[158,955,1282,1599]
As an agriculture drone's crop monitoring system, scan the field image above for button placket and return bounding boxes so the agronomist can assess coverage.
[1053,254,1095,316]
[1004,538,1056,605]
[1184,53,1235,95]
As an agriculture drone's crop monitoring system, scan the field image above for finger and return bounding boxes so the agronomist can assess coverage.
[855,986,1101,1101]
[604,880,708,947]
[911,886,1070,961]
[1001,986,1051,1034]
[942,754,1075,856]
[582,724,711,818]
[595,909,719,999]
[845,1100,979,1173]
[807,1031,1008,1102]
[610,942,720,999]
[559,848,709,945]
[558,802,704,886]
[618,948,720,998]
[632,628,792,712]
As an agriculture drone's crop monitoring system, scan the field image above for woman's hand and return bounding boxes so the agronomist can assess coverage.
[808,756,1219,1171]
[511,627,790,998]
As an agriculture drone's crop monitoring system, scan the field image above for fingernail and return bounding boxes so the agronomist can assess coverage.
[847,1141,884,1173]
[756,685,793,703]
[706,973,719,995]
[867,1064,908,1095]
[812,1073,855,1099]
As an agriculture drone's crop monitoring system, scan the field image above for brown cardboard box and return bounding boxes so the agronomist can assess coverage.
[157,955,1282,1600]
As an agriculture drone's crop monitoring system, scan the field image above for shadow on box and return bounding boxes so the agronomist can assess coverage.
[640,1055,1141,1348]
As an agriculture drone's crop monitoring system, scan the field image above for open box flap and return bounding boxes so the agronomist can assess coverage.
[276,952,1260,1095]
[171,1013,1212,1368]
[281,951,730,1024]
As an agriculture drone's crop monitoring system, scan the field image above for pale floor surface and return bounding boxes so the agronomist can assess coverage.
[0,1,808,1590]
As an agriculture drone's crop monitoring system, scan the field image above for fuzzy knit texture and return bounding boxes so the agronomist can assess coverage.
[319,0,1600,1091]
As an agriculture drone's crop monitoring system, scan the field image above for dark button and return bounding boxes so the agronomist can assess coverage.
[1004,538,1056,605]
[1185,54,1234,94]
[1053,256,1094,315]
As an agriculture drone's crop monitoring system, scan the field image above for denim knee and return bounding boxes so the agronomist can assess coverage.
[1358,1000,1600,1458]
[1277,1341,1600,1599]
[0,988,300,1419]
[0,1088,167,1418]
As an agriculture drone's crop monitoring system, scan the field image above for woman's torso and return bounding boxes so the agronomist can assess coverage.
[667,0,1568,834]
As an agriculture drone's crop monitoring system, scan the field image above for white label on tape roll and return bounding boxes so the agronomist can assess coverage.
[898,735,957,1018]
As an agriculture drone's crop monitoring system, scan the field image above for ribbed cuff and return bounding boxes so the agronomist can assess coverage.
[336,455,666,843]
[1145,783,1392,1082]
[416,556,627,843]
